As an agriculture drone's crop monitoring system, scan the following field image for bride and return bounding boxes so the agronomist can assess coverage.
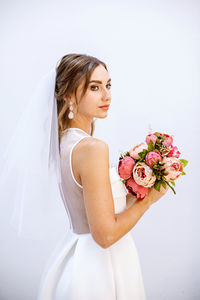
[1,53,169,299]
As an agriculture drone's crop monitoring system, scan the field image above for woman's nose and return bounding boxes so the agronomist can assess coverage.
[102,88,111,100]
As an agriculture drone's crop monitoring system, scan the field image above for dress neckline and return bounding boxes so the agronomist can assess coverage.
[63,127,91,136]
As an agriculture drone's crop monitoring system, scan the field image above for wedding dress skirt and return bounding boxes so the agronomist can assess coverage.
[37,167,146,300]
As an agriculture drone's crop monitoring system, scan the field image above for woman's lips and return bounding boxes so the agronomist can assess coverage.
[99,105,110,110]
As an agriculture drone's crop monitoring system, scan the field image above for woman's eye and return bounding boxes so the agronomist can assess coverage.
[90,85,98,91]
[90,83,112,91]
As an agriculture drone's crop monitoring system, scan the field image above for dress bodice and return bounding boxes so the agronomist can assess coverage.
[59,128,128,234]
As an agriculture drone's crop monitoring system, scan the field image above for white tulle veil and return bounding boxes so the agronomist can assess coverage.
[0,68,72,240]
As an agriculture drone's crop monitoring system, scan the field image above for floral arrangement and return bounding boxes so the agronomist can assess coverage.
[118,131,188,201]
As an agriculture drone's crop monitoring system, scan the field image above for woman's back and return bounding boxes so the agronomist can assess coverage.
[37,127,146,300]
[60,127,93,234]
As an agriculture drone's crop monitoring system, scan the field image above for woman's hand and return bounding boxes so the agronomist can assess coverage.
[144,184,169,206]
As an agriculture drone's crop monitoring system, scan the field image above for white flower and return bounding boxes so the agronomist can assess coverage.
[129,142,148,160]
[133,162,156,188]
[161,157,183,182]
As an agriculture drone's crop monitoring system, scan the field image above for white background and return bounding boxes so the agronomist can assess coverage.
[0,0,199,299]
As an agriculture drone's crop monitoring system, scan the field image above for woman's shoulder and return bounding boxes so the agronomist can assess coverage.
[81,136,108,148]
[77,137,109,179]
[75,137,109,166]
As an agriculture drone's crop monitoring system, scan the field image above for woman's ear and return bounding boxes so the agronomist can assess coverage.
[63,95,68,102]
[63,94,72,103]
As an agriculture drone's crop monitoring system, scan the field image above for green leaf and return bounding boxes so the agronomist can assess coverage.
[138,150,148,161]
[171,181,176,186]
[154,180,161,191]
[138,151,145,158]
[122,179,126,184]
[155,132,161,138]
[181,171,186,175]
[163,172,168,176]
[179,159,188,168]
[161,181,167,189]
[143,149,148,156]
[148,140,154,152]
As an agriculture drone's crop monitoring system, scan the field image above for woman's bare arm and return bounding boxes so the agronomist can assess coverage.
[78,138,162,249]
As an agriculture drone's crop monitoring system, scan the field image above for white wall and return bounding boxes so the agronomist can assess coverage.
[0,0,199,299]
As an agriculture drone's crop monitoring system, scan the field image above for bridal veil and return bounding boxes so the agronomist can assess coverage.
[0,68,71,240]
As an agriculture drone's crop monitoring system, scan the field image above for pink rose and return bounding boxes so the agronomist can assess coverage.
[161,157,183,181]
[129,142,148,160]
[118,156,135,180]
[145,150,162,167]
[167,145,181,158]
[163,134,173,147]
[145,134,157,145]
[125,177,149,201]
[133,162,156,188]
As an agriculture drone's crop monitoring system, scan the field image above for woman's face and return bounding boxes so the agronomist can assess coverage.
[74,64,112,120]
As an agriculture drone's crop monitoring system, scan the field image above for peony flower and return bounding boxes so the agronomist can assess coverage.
[167,145,181,158]
[145,150,162,167]
[118,156,135,179]
[161,157,183,181]
[163,134,173,147]
[125,177,149,200]
[129,142,148,160]
[132,162,156,188]
[145,134,157,145]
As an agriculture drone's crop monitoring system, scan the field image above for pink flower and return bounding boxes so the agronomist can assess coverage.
[167,145,181,158]
[145,150,162,167]
[163,134,173,147]
[133,162,156,188]
[129,142,148,160]
[118,156,135,180]
[161,157,183,181]
[125,177,149,201]
[145,134,157,145]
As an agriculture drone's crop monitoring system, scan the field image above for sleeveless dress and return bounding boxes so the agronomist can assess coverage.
[37,127,146,300]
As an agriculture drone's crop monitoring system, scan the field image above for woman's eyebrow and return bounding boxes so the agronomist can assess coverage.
[89,78,111,84]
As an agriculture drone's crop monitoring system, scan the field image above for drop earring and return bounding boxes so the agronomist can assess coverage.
[68,101,74,119]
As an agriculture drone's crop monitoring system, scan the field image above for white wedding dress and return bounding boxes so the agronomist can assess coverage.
[37,127,146,300]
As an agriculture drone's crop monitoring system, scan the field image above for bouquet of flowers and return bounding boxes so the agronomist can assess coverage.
[118,131,188,201]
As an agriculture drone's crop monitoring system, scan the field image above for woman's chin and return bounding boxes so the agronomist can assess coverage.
[97,111,109,118]
[98,114,108,119]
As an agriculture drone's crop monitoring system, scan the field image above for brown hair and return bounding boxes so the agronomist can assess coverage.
[54,53,108,151]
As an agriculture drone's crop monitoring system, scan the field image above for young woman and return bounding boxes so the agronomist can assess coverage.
[36,54,169,299]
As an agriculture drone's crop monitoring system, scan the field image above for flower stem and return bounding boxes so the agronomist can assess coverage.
[165,180,176,195]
